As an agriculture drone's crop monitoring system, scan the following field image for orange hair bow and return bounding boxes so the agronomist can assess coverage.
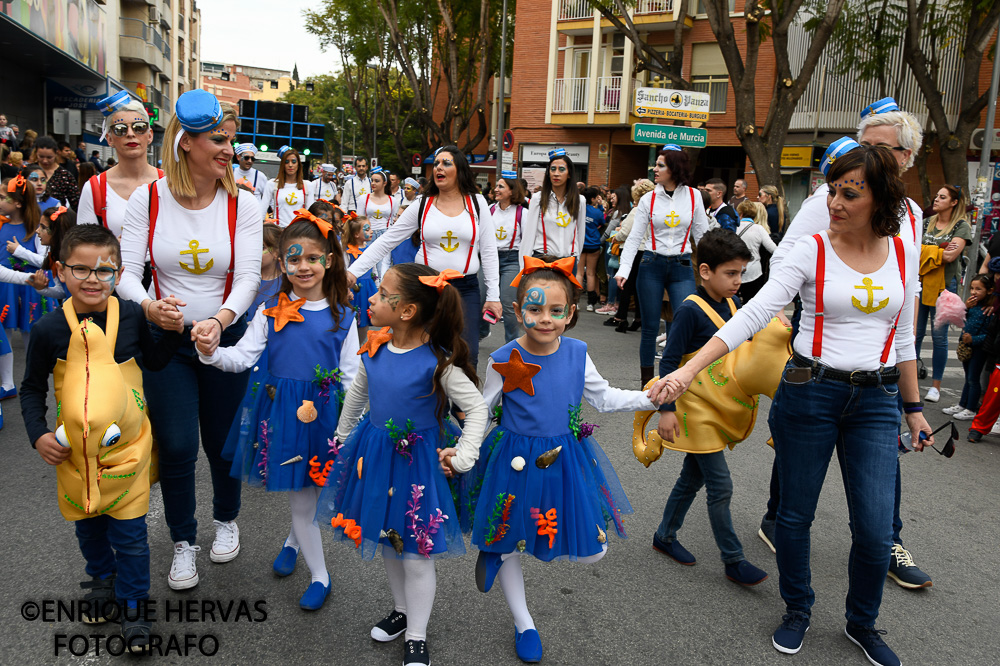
[511,256,582,288]
[292,208,334,238]
[343,210,358,222]
[49,206,67,221]
[7,174,27,194]
[418,268,464,292]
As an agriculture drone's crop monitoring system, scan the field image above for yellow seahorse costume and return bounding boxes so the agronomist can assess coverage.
[632,295,793,465]
[53,298,153,521]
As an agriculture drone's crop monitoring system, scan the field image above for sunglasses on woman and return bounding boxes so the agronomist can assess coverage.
[110,121,150,137]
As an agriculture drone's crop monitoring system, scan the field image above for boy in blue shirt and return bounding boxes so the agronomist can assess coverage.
[652,228,769,587]
[579,186,606,311]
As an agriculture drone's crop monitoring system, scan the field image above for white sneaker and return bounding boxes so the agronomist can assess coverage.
[586,304,595,312]
[210,520,241,563]
[942,404,963,415]
[953,408,977,421]
[168,541,201,590]
[656,333,667,344]
[990,420,1000,435]
[924,387,940,402]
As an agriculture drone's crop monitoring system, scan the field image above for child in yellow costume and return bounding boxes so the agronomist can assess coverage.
[19,225,180,653]
[638,230,789,586]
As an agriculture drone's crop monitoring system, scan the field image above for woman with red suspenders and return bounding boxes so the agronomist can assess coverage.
[118,90,264,592]
[77,91,162,238]
[270,146,312,227]
[518,148,586,268]
[616,145,710,387]
[652,145,933,666]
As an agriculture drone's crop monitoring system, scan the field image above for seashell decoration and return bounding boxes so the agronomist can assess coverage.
[357,457,363,479]
[297,400,318,423]
[279,455,303,466]
[511,456,525,471]
[596,524,607,544]
[265,384,276,400]
[535,446,562,469]
[382,528,404,555]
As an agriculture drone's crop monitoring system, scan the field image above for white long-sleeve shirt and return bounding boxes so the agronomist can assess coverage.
[118,179,264,323]
[347,193,501,301]
[362,193,397,233]
[482,350,655,432]
[519,191,587,265]
[271,181,313,227]
[11,236,47,268]
[310,177,339,203]
[334,343,488,473]
[716,230,918,370]
[618,183,710,281]
[198,297,360,383]
[735,220,777,283]
[342,176,372,212]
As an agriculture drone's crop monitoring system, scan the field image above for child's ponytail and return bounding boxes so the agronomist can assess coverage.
[41,206,77,270]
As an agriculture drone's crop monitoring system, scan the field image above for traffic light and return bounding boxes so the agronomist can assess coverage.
[142,102,159,122]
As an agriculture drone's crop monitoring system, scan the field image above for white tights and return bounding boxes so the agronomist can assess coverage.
[383,556,436,641]
[0,351,12,390]
[498,546,607,633]
[288,487,329,586]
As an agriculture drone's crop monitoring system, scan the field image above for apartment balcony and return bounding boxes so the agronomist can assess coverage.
[552,76,641,125]
[119,17,164,72]
[558,0,592,20]
[159,0,172,30]
[553,77,589,113]
[558,0,680,35]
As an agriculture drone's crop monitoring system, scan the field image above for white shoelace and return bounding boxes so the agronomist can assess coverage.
[891,544,915,568]
[213,520,239,550]
[171,543,201,576]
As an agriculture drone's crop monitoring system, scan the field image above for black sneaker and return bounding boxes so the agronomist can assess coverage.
[80,575,117,624]
[772,613,809,654]
[887,544,932,589]
[371,609,407,642]
[403,639,430,666]
[122,616,152,654]
[845,623,900,666]
[968,429,984,442]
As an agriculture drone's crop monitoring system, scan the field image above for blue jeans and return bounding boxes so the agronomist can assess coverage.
[146,320,250,545]
[656,450,744,564]
[478,251,522,344]
[960,347,988,409]
[635,252,697,367]
[451,273,482,365]
[768,367,899,626]
[914,278,957,381]
[75,515,150,602]
[606,249,620,304]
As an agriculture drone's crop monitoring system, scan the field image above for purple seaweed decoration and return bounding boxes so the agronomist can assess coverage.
[405,484,448,558]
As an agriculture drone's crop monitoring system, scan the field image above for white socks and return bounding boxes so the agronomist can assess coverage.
[0,352,13,391]
[289,488,328,586]
[383,556,436,641]
[498,553,535,632]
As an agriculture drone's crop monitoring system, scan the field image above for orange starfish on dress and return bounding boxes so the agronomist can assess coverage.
[263,292,306,331]
[493,348,542,396]
[346,244,362,259]
[358,326,393,357]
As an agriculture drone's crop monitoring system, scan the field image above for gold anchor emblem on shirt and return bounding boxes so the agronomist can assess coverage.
[555,211,571,227]
[440,231,460,252]
[664,210,681,228]
[359,187,367,196]
[852,277,889,314]
[285,191,298,205]
[179,239,213,275]
[373,208,384,219]
[496,226,507,240]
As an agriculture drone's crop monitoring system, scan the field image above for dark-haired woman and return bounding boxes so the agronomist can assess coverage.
[518,149,587,267]
[32,136,80,210]
[346,146,501,362]
[488,172,527,342]
[599,185,632,314]
[578,186,605,311]
[616,145,709,387]
[651,144,931,666]
[271,147,311,226]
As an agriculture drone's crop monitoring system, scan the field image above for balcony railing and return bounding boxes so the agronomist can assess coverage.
[596,77,623,112]
[558,0,592,20]
[553,77,589,113]
[635,0,672,14]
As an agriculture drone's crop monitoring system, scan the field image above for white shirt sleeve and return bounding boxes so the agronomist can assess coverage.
[893,240,919,363]
[690,191,711,247]
[477,195,501,301]
[198,303,269,371]
[617,192,651,280]
[117,183,153,305]
[219,191,265,318]
[0,263,31,285]
[574,194,587,259]
[77,179,98,225]
[347,199,421,278]
[759,226,777,255]
[12,240,47,268]
[583,353,656,411]
[336,362,370,441]
[339,318,361,391]
[481,357,504,428]
[518,192,541,268]
[441,365,489,474]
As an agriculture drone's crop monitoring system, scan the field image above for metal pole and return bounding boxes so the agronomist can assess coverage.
[338,106,345,166]
[962,12,1000,299]
[352,122,356,157]
[495,0,509,184]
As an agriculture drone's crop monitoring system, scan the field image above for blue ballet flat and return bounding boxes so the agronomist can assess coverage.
[0,386,17,401]
[299,581,330,611]
[272,545,298,577]
[475,551,503,593]
[515,628,542,663]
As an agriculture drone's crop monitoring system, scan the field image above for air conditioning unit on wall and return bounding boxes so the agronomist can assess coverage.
[149,7,160,22]
[971,128,1000,150]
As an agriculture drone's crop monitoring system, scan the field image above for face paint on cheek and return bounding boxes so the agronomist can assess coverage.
[525,287,546,307]
[520,305,537,329]
[551,308,568,320]
[284,243,303,275]
[319,255,327,267]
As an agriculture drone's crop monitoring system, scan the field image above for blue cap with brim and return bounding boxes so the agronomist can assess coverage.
[860,97,900,118]
[548,148,567,159]
[97,91,133,117]
[175,89,224,133]
[820,137,862,177]
[235,143,257,156]
[501,170,517,179]
[661,144,682,152]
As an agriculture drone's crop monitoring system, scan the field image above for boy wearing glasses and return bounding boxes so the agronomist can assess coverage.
[19,225,181,652]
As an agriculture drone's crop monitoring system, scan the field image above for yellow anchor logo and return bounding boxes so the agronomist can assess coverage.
[664,210,681,228]
[179,240,213,275]
[496,226,508,241]
[851,277,889,314]
[284,191,298,205]
[359,187,367,196]
[555,211,571,228]
[440,231,460,252]
[373,208,384,220]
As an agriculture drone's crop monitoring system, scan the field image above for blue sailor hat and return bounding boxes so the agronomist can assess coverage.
[370,166,384,176]
[404,177,420,189]
[277,145,292,158]
[235,143,257,156]
[860,97,899,118]
[548,148,567,159]
[820,137,862,177]
[97,90,133,117]
[501,170,518,179]
[661,144,682,152]
[175,89,224,133]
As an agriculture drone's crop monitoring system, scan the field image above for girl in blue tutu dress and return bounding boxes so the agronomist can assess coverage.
[318,263,488,666]
[197,211,359,611]
[467,257,657,662]
[343,213,378,332]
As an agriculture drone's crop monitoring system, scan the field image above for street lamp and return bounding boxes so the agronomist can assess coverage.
[336,106,345,166]
[366,64,377,161]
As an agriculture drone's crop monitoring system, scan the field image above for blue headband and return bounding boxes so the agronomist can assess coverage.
[501,170,517,179]
[860,97,900,118]
[97,91,133,118]
[548,148,567,159]
[820,137,862,177]
[661,144,682,152]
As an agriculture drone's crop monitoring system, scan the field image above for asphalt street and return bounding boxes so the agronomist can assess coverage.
[1,311,997,665]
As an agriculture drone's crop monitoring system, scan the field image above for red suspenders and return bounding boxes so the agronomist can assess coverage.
[648,186,696,253]
[420,195,477,273]
[491,203,522,250]
[92,169,163,228]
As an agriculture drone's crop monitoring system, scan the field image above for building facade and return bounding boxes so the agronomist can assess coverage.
[200,62,295,106]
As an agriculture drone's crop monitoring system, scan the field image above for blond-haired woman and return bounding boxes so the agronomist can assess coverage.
[758,185,788,242]
[605,178,656,332]
[735,200,777,302]
[119,89,263,591]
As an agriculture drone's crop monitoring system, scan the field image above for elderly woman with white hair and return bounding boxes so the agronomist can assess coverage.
[77,92,163,236]
[118,89,263,592]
